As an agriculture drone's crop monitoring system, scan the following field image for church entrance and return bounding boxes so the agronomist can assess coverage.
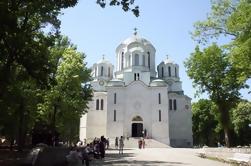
[132,123,143,137]
[131,115,143,137]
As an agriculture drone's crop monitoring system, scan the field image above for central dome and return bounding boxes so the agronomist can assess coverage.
[115,31,157,78]
[122,34,152,46]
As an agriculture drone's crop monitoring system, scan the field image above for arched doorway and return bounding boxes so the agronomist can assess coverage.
[131,116,143,137]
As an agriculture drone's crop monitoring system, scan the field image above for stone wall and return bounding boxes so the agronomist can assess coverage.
[200,147,251,163]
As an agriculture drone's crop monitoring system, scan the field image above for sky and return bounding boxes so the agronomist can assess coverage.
[59,0,250,102]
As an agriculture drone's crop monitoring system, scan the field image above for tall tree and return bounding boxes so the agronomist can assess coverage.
[38,41,92,143]
[0,0,138,149]
[192,0,251,82]
[184,44,248,147]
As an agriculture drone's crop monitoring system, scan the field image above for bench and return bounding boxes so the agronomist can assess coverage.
[228,153,251,165]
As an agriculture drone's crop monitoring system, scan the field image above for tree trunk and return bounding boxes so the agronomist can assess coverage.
[17,98,25,151]
[219,106,231,147]
[51,104,58,146]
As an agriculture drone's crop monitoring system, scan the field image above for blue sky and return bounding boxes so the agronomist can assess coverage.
[60,0,250,102]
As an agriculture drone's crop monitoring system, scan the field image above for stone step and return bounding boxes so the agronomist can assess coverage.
[110,137,170,148]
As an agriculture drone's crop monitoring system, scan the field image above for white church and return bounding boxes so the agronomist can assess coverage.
[80,31,193,147]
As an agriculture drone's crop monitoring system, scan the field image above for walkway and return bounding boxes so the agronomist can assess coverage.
[92,148,229,166]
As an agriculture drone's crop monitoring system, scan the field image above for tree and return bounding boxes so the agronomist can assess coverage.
[192,0,251,82]
[0,0,138,150]
[0,0,79,151]
[38,40,92,143]
[232,101,251,145]
[0,0,78,98]
[184,44,248,147]
[0,0,138,98]
[192,99,218,146]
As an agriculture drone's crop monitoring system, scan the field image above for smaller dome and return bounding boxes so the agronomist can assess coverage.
[97,55,112,65]
[150,79,167,87]
[107,79,124,87]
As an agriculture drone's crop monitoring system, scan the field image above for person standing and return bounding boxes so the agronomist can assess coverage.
[119,136,124,154]
[106,138,110,149]
[115,137,118,149]
[99,140,105,159]
[142,138,145,149]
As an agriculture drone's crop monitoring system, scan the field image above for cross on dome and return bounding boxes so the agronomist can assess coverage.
[102,54,105,60]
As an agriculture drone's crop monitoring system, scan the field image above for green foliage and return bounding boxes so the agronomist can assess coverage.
[232,101,251,138]
[0,0,79,150]
[192,99,219,146]
[97,0,139,16]
[192,0,237,43]
[0,0,139,149]
[185,43,248,147]
[231,101,251,145]
[37,37,92,142]
[185,44,247,103]
[228,1,251,81]
[191,0,251,81]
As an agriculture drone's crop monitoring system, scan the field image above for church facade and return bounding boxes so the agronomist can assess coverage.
[79,33,193,147]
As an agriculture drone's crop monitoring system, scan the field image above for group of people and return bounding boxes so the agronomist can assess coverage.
[66,136,108,166]
[115,136,124,154]
[66,135,127,165]
[138,138,145,149]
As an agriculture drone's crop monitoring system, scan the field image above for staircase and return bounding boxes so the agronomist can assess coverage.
[123,137,170,148]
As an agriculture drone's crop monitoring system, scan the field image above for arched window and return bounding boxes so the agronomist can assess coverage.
[175,67,177,77]
[101,66,104,76]
[96,99,99,110]
[159,110,161,122]
[168,66,171,77]
[173,99,177,110]
[101,99,104,110]
[142,55,145,66]
[94,67,97,77]
[158,93,161,104]
[134,73,137,81]
[129,54,131,66]
[169,99,172,110]
[114,110,116,122]
[147,52,150,68]
[121,52,124,69]
[161,67,164,77]
[108,67,111,77]
[114,93,116,104]
[135,54,139,66]
[137,73,139,80]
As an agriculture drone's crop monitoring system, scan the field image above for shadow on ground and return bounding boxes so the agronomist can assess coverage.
[91,151,187,166]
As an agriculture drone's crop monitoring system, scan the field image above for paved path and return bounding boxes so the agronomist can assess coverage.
[92,148,230,166]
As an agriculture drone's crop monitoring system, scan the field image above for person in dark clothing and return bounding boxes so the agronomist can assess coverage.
[99,141,105,158]
[115,137,119,149]
[81,146,90,166]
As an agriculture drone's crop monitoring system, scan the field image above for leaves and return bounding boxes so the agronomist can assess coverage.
[192,99,219,146]
[185,43,249,147]
[232,101,251,134]
[191,0,251,80]
[97,0,140,17]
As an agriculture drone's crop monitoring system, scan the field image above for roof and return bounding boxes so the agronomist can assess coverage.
[121,34,152,46]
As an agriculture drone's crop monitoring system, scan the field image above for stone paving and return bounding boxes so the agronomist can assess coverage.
[91,148,230,166]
